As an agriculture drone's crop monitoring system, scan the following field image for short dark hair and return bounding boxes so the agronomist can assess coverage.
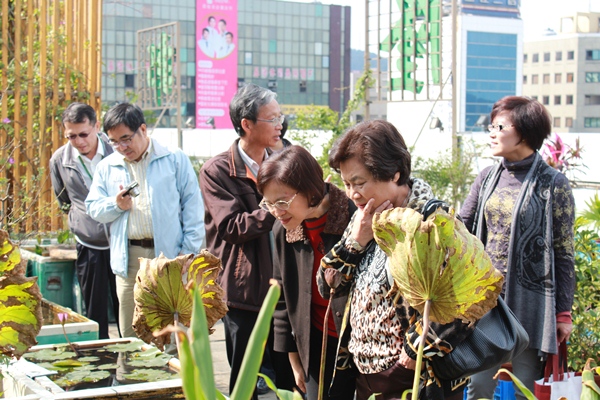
[490,96,551,151]
[226,32,234,39]
[329,120,411,186]
[103,103,146,134]
[229,84,277,136]
[61,102,97,127]
[257,145,325,207]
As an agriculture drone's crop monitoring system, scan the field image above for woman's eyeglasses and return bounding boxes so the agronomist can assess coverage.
[259,193,298,211]
[487,124,514,132]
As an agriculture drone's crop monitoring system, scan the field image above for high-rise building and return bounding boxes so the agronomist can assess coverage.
[101,0,351,128]
[522,12,600,132]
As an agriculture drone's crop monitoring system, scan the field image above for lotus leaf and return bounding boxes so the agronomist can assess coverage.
[103,339,144,353]
[132,250,228,350]
[372,206,503,324]
[23,348,77,361]
[0,231,43,358]
[54,369,111,387]
[128,352,172,367]
[121,368,175,381]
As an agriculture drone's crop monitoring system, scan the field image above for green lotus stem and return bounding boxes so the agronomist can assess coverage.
[318,288,335,400]
[411,299,431,399]
[189,287,217,400]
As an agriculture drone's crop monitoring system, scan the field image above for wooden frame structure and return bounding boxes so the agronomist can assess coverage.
[0,0,102,235]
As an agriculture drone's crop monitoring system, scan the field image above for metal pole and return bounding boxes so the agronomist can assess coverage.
[451,0,459,206]
[176,22,182,149]
[364,0,370,120]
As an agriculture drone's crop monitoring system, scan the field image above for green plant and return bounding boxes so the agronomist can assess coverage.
[569,214,600,371]
[579,194,600,233]
[412,139,483,208]
[159,279,303,399]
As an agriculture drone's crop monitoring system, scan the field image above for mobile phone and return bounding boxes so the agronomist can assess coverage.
[124,181,140,197]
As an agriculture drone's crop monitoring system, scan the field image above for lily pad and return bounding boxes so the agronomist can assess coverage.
[128,353,172,368]
[103,340,144,353]
[53,359,87,368]
[121,368,175,381]
[54,369,110,387]
[23,348,77,361]
[97,363,119,370]
[78,356,100,362]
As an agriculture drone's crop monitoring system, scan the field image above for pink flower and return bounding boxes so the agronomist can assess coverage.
[8,158,14,164]
[2,118,10,124]
[58,312,68,324]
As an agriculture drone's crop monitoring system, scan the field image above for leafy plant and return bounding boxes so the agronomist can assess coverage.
[157,279,303,399]
[579,194,600,233]
[540,133,584,176]
[372,206,503,397]
[0,229,43,360]
[412,140,483,208]
[132,251,229,350]
[569,215,600,371]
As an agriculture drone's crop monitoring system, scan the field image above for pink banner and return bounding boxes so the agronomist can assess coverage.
[195,0,237,129]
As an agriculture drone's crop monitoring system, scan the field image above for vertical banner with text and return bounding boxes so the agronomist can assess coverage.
[196,0,238,129]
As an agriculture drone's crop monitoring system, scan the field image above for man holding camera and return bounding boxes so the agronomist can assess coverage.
[86,103,205,338]
[50,102,119,339]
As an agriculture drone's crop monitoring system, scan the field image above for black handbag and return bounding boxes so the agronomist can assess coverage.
[431,296,529,381]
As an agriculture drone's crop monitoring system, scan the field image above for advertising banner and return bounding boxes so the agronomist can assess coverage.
[196,0,238,129]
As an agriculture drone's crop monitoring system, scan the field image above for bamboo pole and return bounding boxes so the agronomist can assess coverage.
[65,0,73,102]
[26,0,35,232]
[0,0,8,230]
[39,0,51,233]
[95,0,102,114]
[13,0,23,233]
[50,0,61,231]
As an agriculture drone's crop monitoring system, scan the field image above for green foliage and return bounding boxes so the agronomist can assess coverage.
[412,140,483,208]
[569,215,600,371]
[175,281,303,400]
[289,69,373,186]
[579,194,600,233]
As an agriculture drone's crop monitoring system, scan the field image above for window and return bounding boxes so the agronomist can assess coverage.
[566,95,574,104]
[544,52,550,62]
[567,73,574,82]
[532,53,539,63]
[586,72,600,82]
[523,75,527,84]
[543,74,550,84]
[523,53,528,63]
[543,96,550,105]
[125,74,135,88]
[268,40,277,53]
[532,74,539,84]
[585,117,600,128]
[554,95,561,105]
[566,117,573,127]
[244,52,252,64]
[556,51,562,61]
[299,81,307,93]
[567,51,575,60]
[532,96,538,101]
[555,73,562,83]
[586,50,600,60]
[554,117,561,127]
[585,95,600,105]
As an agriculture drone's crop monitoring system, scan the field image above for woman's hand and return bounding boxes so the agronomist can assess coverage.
[349,198,392,247]
[288,352,306,394]
[398,347,417,370]
[557,322,573,343]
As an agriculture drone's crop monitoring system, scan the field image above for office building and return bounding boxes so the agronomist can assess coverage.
[102,0,351,128]
[522,12,600,132]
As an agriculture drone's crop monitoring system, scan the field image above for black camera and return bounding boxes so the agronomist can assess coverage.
[124,181,140,198]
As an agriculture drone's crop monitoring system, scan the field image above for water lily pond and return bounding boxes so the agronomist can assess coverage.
[22,340,178,391]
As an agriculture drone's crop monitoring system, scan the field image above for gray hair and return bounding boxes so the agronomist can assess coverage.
[229,84,277,136]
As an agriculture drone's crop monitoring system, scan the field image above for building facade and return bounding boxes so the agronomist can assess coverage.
[522,12,600,132]
[102,0,351,128]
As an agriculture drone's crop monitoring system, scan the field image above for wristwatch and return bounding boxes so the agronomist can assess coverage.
[345,237,365,253]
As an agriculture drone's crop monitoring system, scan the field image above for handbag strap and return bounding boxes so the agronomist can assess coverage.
[544,341,568,383]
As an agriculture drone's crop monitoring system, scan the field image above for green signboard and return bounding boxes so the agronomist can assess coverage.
[380,0,442,94]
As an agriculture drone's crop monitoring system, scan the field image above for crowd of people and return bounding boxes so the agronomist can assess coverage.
[52,87,575,400]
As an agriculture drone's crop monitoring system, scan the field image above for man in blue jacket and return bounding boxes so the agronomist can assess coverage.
[86,103,205,338]
[50,102,119,339]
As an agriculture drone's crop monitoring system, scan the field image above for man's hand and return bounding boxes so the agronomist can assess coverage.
[116,185,133,211]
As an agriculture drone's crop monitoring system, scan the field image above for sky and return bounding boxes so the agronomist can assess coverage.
[294,0,600,50]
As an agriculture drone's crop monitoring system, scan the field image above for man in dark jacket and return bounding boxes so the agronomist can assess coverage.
[200,84,292,398]
[50,102,119,339]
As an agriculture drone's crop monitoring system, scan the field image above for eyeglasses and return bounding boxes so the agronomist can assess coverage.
[65,133,91,141]
[259,193,298,211]
[256,115,285,127]
[487,124,514,132]
[109,130,139,148]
